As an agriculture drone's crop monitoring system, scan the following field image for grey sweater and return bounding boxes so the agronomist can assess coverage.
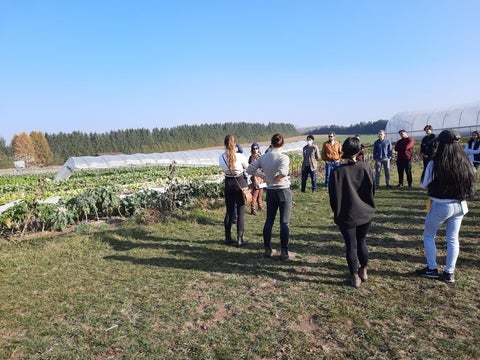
[246,148,290,190]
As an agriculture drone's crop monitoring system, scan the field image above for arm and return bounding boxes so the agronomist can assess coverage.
[314,145,321,160]
[273,155,290,184]
[406,137,415,150]
[387,141,392,158]
[420,161,434,189]
[321,144,327,161]
[246,158,260,176]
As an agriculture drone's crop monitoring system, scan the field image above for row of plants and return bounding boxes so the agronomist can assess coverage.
[0,153,309,239]
[0,166,224,239]
[0,165,222,205]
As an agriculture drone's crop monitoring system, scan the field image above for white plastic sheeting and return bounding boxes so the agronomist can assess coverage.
[385,101,480,142]
[54,141,306,180]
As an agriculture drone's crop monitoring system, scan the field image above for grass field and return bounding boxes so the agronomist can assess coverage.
[1,162,479,359]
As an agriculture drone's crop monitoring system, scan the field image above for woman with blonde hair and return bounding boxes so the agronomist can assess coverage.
[219,135,249,247]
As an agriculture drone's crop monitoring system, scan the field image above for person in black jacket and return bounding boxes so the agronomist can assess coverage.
[328,137,375,288]
[416,130,475,283]
[420,125,436,169]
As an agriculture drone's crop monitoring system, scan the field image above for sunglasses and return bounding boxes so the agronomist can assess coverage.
[328,135,334,137]
[253,147,259,149]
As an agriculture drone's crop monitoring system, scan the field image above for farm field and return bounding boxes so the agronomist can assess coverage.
[0,161,479,359]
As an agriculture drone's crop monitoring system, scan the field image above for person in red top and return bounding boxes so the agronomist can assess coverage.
[394,130,415,187]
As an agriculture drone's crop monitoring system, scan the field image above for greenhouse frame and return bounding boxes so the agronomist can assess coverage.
[385,100,480,142]
[54,141,306,180]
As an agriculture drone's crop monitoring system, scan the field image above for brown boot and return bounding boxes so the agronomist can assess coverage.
[351,274,361,288]
[358,267,368,282]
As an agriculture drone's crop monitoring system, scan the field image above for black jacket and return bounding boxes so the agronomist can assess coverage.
[328,161,375,228]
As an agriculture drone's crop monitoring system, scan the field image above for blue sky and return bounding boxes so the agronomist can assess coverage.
[1,0,480,142]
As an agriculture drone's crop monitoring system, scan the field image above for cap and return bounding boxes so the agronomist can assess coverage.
[251,142,259,150]
[434,129,461,144]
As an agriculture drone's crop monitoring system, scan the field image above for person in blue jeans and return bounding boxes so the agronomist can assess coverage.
[321,132,342,187]
[416,130,475,283]
[246,133,292,260]
[301,135,321,192]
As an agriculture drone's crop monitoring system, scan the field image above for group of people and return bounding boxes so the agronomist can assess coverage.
[219,134,292,260]
[219,128,476,287]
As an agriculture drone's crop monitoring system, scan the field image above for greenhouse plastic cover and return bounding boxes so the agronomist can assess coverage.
[385,100,480,142]
[54,140,307,180]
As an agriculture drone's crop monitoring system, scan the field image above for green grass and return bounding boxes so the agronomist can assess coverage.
[1,163,479,359]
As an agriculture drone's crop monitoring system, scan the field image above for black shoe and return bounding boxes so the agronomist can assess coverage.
[415,266,439,278]
[443,271,455,283]
[375,185,379,190]
[386,185,392,189]
[396,184,403,188]
[224,239,236,245]
[264,247,272,258]
[280,249,289,260]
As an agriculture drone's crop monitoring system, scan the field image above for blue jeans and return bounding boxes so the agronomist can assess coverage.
[324,161,340,187]
[263,188,292,250]
[301,166,317,192]
[423,200,465,273]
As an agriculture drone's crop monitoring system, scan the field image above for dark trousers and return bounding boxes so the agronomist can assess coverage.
[224,177,246,240]
[339,222,371,275]
[263,188,292,250]
[396,158,412,186]
[301,166,317,192]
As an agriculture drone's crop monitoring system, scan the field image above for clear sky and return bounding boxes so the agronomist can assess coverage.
[1,0,480,142]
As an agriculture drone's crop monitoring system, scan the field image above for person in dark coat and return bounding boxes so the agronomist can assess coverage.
[328,137,375,288]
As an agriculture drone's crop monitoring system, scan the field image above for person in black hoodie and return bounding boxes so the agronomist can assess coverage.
[328,137,375,288]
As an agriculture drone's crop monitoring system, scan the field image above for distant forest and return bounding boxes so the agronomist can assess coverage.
[0,120,388,167]
[304,120,388,136]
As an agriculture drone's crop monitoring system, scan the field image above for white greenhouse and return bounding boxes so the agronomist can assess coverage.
[54,140,307,180]
[385,100,480,142]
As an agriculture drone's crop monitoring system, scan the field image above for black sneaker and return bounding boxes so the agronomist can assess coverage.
[443,271,455,283]
[280,249,289,260]
[415,266,439,278]
[264,247,272,258]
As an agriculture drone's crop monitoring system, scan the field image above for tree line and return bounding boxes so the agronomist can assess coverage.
[0,122,298,168]
[305,120,388,136]
[0,120,389,168]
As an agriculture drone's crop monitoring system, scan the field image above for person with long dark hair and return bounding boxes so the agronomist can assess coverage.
[328,137,375,288]
[246,133,292,260]
[219,135,249,247]
[416,130,475,283]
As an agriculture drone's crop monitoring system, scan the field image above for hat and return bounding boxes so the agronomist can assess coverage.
[251,142,259,150]
[434,129,461,144]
